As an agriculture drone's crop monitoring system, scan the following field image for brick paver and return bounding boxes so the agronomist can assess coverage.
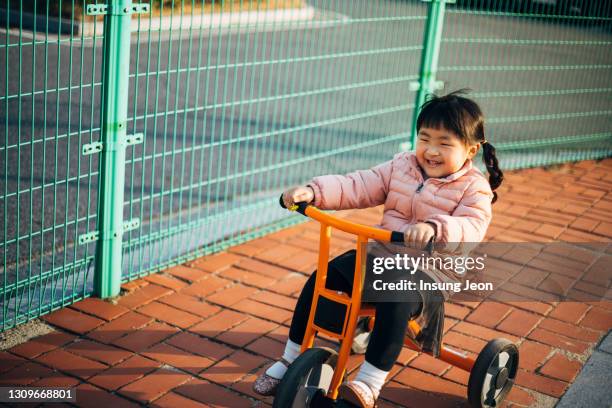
[117,368,193,403]
[41,308,106,334]
[35,349,108,379]
[142,343,215,374]
[1,158,611,407]
[539,353,582,383]
[88,354,161,391]
[8,331,76,359]
[86,311,154,344]
[64,339,133,366]
[114,321,180,353]
[69,297,130,322]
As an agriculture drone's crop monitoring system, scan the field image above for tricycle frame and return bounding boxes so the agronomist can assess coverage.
[291,202,476,401]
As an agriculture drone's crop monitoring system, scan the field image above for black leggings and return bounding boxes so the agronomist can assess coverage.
[288,250,422,371]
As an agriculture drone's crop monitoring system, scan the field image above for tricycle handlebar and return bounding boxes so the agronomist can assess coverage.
[279,196,434,252]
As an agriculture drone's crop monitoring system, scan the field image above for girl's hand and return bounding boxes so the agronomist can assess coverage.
[282,185,315,208]
[404,223,436,249]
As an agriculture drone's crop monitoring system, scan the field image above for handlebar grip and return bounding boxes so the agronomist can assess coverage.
[295,202,308,215]
[391,231,435,255]
[390,231,404,243]
[279,194,308,216]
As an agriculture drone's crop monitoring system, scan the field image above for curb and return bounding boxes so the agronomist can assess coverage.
[0,6,316,37]
[555,330,612,408]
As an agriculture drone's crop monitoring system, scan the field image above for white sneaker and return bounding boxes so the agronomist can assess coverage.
[351,318,371,354]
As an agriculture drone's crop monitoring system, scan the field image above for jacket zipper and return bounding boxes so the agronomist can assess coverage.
[411,180,425,224]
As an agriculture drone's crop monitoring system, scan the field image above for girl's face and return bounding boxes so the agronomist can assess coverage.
[415,126,480,178]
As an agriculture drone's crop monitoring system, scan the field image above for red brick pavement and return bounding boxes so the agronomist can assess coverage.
[1,158,611,407]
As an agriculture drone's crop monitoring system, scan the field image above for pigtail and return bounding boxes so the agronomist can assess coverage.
[482,142,503,203]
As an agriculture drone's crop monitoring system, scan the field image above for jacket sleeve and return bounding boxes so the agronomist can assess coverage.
[425,178,493,254]
[306,159,394,210]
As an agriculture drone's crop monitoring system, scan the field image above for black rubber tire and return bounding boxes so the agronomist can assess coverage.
[273,347,338,408]
[467,338,519,408]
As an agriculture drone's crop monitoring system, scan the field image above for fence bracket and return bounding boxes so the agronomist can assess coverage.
[82,133,143,156]
[399,142,412,152]
[126,133,144,146]
[122,218,140,233]
[79,231,99,245]
[82,141,103,155]
[86,3,150,16]
[79,218,140,245]
[409,80,445,92]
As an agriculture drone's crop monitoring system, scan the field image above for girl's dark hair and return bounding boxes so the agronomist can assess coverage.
[416,89,504,203]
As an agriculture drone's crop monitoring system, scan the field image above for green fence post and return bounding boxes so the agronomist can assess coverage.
[90,1,148,297]
[410,0,454,147]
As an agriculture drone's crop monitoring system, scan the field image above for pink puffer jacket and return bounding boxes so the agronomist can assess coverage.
[307,152,493,253]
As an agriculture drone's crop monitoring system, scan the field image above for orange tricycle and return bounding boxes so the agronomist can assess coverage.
[273,201,519,408]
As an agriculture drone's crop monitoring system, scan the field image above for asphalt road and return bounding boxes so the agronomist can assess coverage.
[1,0,611,282]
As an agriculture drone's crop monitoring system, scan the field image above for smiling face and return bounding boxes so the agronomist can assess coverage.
[415,126,480,178]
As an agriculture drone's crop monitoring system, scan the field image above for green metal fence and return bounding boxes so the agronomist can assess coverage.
[2,0,611,331]
[441,0,612,168]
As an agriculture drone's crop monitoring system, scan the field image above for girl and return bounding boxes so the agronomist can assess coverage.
[253,91,503,407]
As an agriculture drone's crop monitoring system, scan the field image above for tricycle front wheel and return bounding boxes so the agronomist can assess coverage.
[273,347,338,408]
[468,338,519,408]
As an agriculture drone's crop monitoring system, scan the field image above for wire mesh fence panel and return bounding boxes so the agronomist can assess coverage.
[1,1,104,330]
[441,0,612,170]
[120,0,428,281]
[1,0,611,331]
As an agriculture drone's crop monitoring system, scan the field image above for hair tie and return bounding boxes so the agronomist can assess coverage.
[481,140,488,145]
